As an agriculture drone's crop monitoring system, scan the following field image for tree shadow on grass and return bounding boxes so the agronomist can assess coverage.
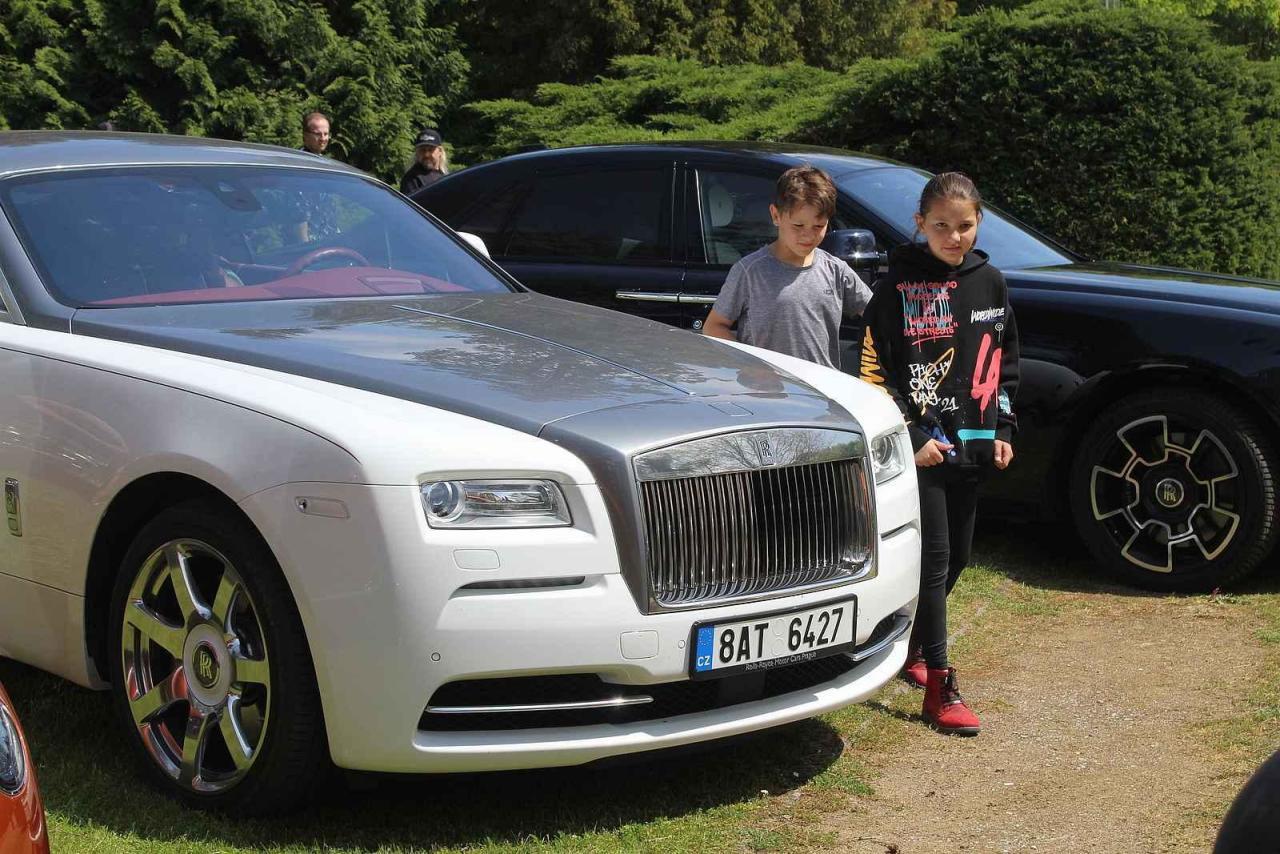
[0,657,846,851]
[970,518,1280,597]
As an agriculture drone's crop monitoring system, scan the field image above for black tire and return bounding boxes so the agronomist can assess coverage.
[107,499,329,814]
[1069,387,1278,592]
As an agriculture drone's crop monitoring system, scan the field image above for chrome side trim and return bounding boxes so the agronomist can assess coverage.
[848,614,911,663]
[458,576,586,591]
[425,696,654,715]
[882,521,915,540]
[680,294,718,305]
[634,427,865,482]
[616,291,681,303]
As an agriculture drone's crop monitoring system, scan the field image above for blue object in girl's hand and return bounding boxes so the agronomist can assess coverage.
[928,423,957,456]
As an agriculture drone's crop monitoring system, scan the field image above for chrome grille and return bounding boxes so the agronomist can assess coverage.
[638,448,874,608]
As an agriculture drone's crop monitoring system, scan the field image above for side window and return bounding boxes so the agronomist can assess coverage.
[695,169,860,266]
[505,169,670,262]
[696,170,777,266]
[448,182,524,254]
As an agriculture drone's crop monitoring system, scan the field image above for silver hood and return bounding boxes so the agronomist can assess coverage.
[71,292,860,441]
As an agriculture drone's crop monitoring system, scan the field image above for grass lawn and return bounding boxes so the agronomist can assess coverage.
[4,521,1277,852]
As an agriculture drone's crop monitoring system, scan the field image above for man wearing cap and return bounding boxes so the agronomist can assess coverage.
[400,128,449,194]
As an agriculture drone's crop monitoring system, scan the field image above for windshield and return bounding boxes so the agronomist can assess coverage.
[837,167,1073,269]
[2,166,514,307]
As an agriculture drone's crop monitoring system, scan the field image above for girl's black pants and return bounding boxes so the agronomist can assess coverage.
[915,463,981,670]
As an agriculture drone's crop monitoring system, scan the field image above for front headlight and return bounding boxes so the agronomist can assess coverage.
[0,705,26,795]
[419,479,572,529]
[870,430,907,484]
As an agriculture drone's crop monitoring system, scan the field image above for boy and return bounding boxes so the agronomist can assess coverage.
[702,165,871,368]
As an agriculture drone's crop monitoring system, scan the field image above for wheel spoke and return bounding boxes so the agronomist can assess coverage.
[1189,505,1242,561]
[166,543,209,623]
[178,706,214,788]
[1120,522,1173,573]
[220,698,255,771]
[1188,430,1239,484]
[125,601,186,658]
[130,665,187,725]
[210,573,240,632]
[232,651,269,687]
[1117,416,1169,466]
[1090,466,1137,521]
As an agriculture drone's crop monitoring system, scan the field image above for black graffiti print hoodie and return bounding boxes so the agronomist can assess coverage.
[860,243,1020,469]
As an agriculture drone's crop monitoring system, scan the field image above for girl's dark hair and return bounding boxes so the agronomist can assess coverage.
[917,172,983,219]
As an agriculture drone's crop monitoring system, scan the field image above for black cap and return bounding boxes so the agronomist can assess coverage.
[414,128,444,148]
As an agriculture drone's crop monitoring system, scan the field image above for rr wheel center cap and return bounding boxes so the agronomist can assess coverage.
[1154,477,1185,509]
[182,624,233,707]
[193,644,220,689]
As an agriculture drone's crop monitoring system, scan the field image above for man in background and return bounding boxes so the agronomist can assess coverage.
[301,111,332,156]
[400,127,448,194]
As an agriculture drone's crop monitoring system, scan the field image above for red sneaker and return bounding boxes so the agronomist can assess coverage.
[901,647,928,689]
[922,667,980,736]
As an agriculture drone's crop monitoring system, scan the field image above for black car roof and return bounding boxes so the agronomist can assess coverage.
[443,141,910,184]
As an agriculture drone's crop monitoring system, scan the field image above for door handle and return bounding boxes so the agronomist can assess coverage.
[615,291,681,303]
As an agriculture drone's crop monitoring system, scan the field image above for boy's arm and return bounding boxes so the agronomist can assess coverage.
[839,262,873,319]
[705,260,748,341]
[995,280,1020,443]
[703,308,736,341]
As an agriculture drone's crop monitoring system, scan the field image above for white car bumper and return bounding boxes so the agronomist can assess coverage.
[242,478,920,773]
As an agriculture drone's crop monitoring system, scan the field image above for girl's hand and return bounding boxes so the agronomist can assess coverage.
[915,438,953,467]
[994,439,1014,469]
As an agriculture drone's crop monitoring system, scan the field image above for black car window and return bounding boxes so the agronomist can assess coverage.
[693,169,853,266]
[837,166,1072,270]
[504,169,670,262]
[696,170,777,266]
[445,182,525,255]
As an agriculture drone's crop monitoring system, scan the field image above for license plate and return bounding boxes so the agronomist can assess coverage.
[688,598,857,680]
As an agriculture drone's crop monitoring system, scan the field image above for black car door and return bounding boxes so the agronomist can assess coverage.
[680,164,779,333]
[495,163,685,326]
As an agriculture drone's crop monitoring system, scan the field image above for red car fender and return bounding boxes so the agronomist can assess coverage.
[0,681,49,854]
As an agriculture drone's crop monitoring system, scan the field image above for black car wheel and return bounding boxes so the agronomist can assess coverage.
[1069,388,1277,592]
[108,499,328,814]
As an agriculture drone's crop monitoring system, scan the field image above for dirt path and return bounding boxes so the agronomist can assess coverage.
[827,591,1260,853]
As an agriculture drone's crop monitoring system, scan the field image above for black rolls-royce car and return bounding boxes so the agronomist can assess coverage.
[413,142,1280,593]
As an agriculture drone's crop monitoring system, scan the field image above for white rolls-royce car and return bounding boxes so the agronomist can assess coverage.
[0,132,920,814]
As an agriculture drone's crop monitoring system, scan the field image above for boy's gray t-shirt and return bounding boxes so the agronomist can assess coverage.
[711,246,872,368]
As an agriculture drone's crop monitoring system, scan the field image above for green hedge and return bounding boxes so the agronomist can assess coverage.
[0,0,469,182]
[463,1,1280,278]
[826,0,1280,276]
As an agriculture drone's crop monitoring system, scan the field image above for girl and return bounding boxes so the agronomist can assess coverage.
[860,172,1019,736]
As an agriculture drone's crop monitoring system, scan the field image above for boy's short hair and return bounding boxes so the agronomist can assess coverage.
[774,165,837,219]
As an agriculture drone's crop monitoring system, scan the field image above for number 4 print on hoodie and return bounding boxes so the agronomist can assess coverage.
[860,243,1020,469]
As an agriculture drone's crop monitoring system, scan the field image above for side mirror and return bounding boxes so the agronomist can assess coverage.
[456,231,490,259]
[821,228,886,279]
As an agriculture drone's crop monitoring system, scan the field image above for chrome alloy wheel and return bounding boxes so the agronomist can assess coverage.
[1089,415,1241,573]
[121,539,270,794]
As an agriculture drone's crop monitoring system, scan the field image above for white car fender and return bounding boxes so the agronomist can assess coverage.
[0,324,597,688]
